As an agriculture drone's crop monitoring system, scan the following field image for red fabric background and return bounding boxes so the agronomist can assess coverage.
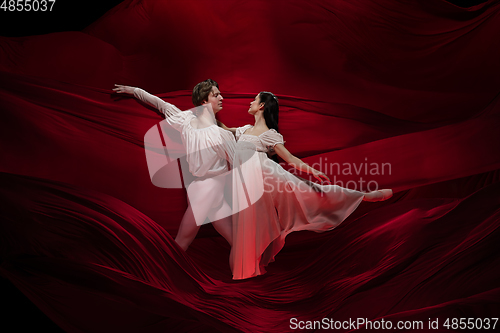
[1,0,500,332]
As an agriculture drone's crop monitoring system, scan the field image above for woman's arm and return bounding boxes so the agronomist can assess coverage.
[216,120,237,136]
[113,84,181,117]
[274,144,331,184]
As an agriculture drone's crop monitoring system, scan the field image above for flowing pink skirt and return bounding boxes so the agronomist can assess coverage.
[230,146,365,280]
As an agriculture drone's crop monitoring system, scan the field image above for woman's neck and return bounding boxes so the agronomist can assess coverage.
[253,112,268,129]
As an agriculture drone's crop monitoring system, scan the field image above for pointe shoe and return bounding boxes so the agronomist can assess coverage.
[378,189,393,200]
[363,189,393,202]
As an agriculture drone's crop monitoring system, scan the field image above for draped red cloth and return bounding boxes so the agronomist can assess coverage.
[1,0,500,332]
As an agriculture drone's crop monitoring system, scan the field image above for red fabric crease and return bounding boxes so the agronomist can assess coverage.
[1,0,500,331]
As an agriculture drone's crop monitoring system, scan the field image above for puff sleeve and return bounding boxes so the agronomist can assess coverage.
[260,129,285,153]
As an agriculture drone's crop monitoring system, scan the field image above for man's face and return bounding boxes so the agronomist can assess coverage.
[205,86,223,113]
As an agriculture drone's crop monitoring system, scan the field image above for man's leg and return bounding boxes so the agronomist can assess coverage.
[175,177,225,250]
[174,203,200,251]
[176,204,233,250]
[176,176,235,250]
[210,199,233,246]
[175,178,210,251]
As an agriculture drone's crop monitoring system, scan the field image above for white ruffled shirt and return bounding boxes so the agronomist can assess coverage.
[134,88,235,177]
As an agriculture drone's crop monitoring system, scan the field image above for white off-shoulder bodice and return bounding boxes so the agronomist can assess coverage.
[235,124,285,154]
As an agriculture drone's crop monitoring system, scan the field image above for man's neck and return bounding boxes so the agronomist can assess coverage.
[197,107,215,122]
[190,106,216,128]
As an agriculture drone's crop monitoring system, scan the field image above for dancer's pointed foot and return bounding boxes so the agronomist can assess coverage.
[363,189,393,202]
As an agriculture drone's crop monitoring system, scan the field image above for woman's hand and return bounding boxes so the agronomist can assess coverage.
[113,84,136,95]
[312,169,331,184]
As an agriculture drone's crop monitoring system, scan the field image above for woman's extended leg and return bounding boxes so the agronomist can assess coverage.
[363,189,393,202]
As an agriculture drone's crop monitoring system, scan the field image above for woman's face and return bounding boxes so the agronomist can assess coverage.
[248,94,263,114]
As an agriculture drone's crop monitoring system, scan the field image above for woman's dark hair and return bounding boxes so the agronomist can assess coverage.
[258,91,279,133]
[192,79,218,106]
[258,91,280,163]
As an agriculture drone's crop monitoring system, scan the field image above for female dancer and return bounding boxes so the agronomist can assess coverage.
[219,92,393,279]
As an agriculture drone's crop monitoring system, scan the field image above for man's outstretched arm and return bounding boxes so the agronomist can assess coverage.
[113,84,181,118]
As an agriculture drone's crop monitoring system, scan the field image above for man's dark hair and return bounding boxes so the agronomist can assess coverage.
[192,79,219,106]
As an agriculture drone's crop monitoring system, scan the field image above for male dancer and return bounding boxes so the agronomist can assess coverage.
[113,79,234,250]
